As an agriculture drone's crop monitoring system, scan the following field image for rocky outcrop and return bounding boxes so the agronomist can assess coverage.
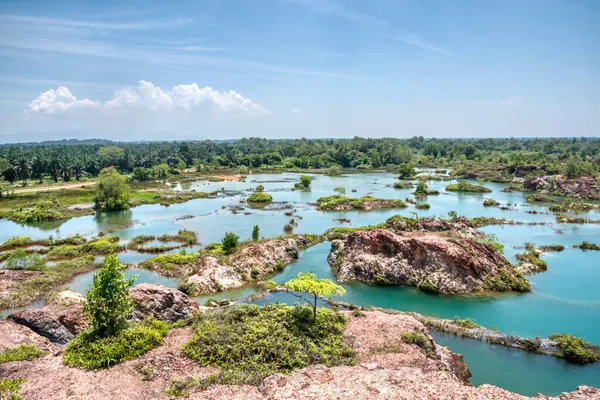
[386,216,478,236]
[181,236,312,295]
[8,308,74,345]
[523,175,600,200]
[0,319,55,352]
[328,228,529,293]
[57,304,87,335]
[129,284,200,323]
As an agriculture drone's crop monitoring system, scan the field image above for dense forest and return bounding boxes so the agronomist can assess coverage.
[0,137,598,186]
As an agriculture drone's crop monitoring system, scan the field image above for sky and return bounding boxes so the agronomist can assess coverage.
[0,0,598,142]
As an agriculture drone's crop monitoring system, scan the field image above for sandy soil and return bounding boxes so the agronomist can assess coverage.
[12,182,95,194]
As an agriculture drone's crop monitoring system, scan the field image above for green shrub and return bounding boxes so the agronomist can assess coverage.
[483,199,500,207]
[0,377,26,400]
[221,232,240,255]
[5,249,45,271]
[476,232,505,254]
[415,203,430,210]
[142,253,197,266]
[446,181,492,193]
[451,317,478,329]
[0,344,47,364]
[158,229,197,245]
[255,185,264,192]
[393,181,413,189]
[526,193,554,203]
[247,192,273,203]
[539,244,565,252]
[575,241,600,250]
[516,245,547,271]
[182,304,355,386]
[400,331,435,357]
[417,280,438,293]
[94,167,131,211]
[0,236,32,250]
[252,225,260,241]
[85,254,135,336]
[550,334,599,364]
[63,319,169,369]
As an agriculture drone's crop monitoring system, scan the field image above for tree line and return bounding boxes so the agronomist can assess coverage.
[0,137,598,186]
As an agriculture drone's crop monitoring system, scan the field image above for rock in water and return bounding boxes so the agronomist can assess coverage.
[129,283,200,323]
[8,308,74,346]
[328,229,529,293]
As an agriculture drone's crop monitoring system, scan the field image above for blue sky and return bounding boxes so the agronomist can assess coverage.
[0,0,598,142]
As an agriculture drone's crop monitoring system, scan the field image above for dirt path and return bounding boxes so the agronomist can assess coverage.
[12,182,95,194]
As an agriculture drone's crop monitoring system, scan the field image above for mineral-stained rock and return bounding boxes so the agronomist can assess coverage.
[57,304,87,335]
[0,319,54,352]
[523,176,600,200]
[328,228,529,293]
[129,284,200,323]
[8,308,74,345]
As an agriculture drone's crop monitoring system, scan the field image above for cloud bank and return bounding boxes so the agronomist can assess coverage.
[27,81,269,115]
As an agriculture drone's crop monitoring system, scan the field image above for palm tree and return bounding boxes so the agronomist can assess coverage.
[2,165,17,184]
[31,156,46,184]
[48,157,61,182]
[71,162,85,181]
[16,158,30,186]
[86,159,101,177]
[58,159,72,182]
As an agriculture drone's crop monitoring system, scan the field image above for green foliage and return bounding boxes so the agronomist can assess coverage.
[415,203,430,210]
[476,232,505,254]
[84,254,135,337]
[299,174,312,187]
[284,272,346,322]
[97,145,125,166]
[0,377,26,400]
[94,167,131,211]
[483,199,500,207]
[328,165,342,175]
[451,317,479,329]
[158,229,197,245]
[5,249,45,271]
[182,304,356,386]
[221,232,240,255]
[333,187,346,195]
[0,236,32,250]
[398,163,415,179]
[400,331,435,358]
[0,344,47,364]
[252,225,260,241]
[447,210,459,220]
[63,319,170,369]
[446,180,492,193]
[550,334,599,364]
[539,244,565,252]
[316,195,406,210]
[575,241,600,250]
[483,266,531,292]
[393,181,413,189]
[526,193,554,203]
[417,280,439,293]
[247,192,273,203]
[516,244,547,271]
[413,181,438,196]
[47,237,123,259]
[255,185,264,192]
[11,199,74,222]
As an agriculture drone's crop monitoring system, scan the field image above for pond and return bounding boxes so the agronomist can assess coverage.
[1,172,599,396]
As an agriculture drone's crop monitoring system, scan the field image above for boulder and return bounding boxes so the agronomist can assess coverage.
[328,228,529,294]
[0,319,54,352]
[8,308,74,345]
[57,304,88,335]
[129,283,200,323]
[50,290,85,307]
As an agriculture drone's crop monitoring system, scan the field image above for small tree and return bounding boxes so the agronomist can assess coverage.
[328,165,341,176]
[222,232,240,254]
[415,181,428,195]
[299,175,312,188]
[252,225,260,241]
[177,160,187,171]
[333,187,346,196]
[256,185,265,192]
[94,167,131,211]
[398,163,415,179]
[84,254,135,337]
[284,272,346,322]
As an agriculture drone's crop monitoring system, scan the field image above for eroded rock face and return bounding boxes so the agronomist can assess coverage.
[8,308,74,345]
[328,229,529,293]
[523,176,600,200]
[182,236,309,295]
[0,319,55,352]
[129,284,200,323]
[57,304,87,335]
[386,216,477,235]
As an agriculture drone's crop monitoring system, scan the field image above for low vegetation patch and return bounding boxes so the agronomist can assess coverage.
[400,331,435,358]
[539,244,565,252]
[393,181,413,189]
[0,343,47,364]
[7,199,94,223]
[550,334,599,364]
[63,319,170,369]
[445,181,492,193]
[574,241,600,250]
[525,193,555,203]
[415,203,430,210]
[482,265,531,292]
[247,192,273,203]
[0,377,26,400]
[47,236,123,259]
[483,199,500,207]
[4,249,45,271]
[451,317,479,329]
[182,304,356,386]
[549,201,597,213]
[316,195,406,210]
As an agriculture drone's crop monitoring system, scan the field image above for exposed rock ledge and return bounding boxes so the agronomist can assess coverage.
[1,306,597,399]
[177,235,315,295]
[328,226,530,293]
[523,175,600,200]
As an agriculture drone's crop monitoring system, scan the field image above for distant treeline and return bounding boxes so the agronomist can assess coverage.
[0,137,598,185]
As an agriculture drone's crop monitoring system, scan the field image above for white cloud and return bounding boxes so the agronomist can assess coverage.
[27,80,270,115]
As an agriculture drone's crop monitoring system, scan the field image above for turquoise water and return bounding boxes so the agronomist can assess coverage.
[65,268,180,295]
[1,172,599,396]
